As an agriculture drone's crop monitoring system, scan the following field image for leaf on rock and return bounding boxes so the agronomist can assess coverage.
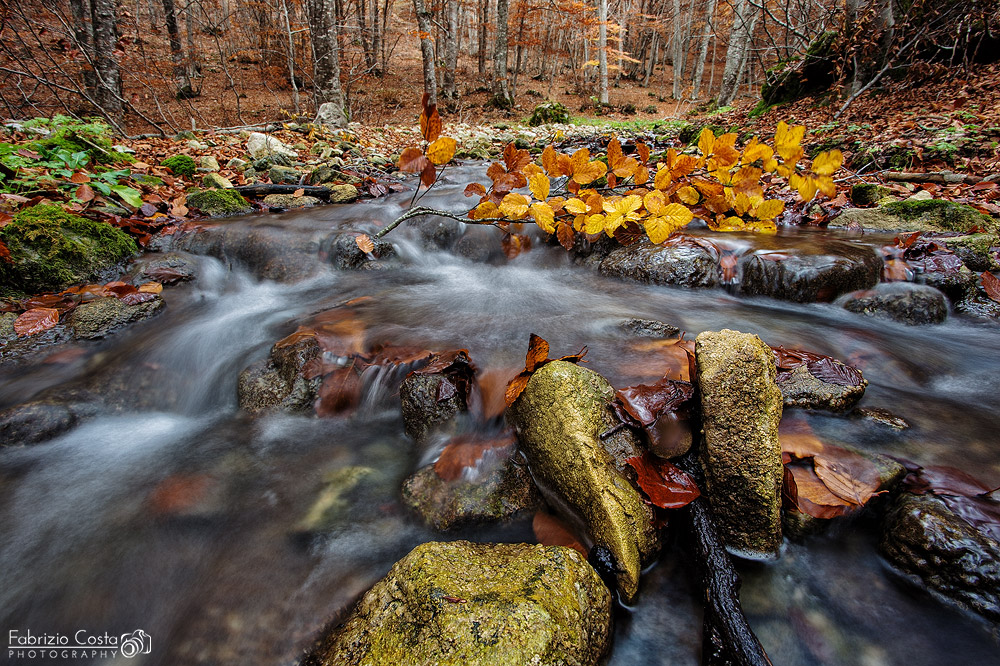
[903,465,1000,541]
[785,465,851,519]
[274,326,318,349]
[982,272,1000,303]
[532,511,587,557]
[626,453,700,509]
[315,365,362,417]
[504,334,587,406]
[355,233,375,254]
[433,432,516,481]
[614,378,694,427]
[813,449,882,506]
[120,291,158,305]
[772,345,864,387]
[14,307,60,336]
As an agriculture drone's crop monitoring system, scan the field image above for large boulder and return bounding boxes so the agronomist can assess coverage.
[186,189,252,218]
[315,102,347,129]
[308,541,611,666]
[507,361,659,601]
[837,282,949,325]
[599,237,721,288]
[833,200,997,234]
[67,296,164,339]
[0,205,138,293]
[237,335,321,413]
[696,330,783,559]
[738,241,881,303]
[246,132,297,160]
[880,493,1000,622]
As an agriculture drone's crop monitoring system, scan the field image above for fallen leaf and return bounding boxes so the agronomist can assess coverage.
[75,183,95,202]
[137,282,163,294]
[292,188,305,197]
[532,511,587,557]
[813,449,883,505]
[983,272,1000,303]
[315,365,362,417]
[433,432,515,481]
[785,464,851,519]
[14,307,60,336]
[142,266,191,284]
[355,233,375,254]
[614,378,694,427]
[626,452,700,509]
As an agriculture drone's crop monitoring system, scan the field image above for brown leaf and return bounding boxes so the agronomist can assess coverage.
[532,511,587,557]
[14,308,60,336]
[813,447,882,506]
[120,291,158,305]
[142,266,190,284]
[69,171,91,184]
[315,365,362,417]
[273,326,317,349]
[626,453,701,509]
[982,271,1000,303]
[292,188,305,197]
[355,233,375,254]
[75,183,95,202]
[772,346,864,387]
[470,366,518,420]
[147,474,213,516]
[556,222,575,250]
[137,282,163,294]
[504,373,532,407]
[433,432,516,481]
[614,378,694,427]
[524,333,549,372]
[412,349,474,376]
[785,464,851,519]
[464,182,487,197]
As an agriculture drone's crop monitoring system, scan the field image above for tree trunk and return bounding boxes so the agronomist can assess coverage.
[90,0,123,116]
[598,0,608,104]
[717,0,758,106]
[413,0,438,106]
[280,0,300,112]
[306,0,347,125]
[69,0,99,99]
[850,0,895,94]
[491,0,512,108]
[671,0,684,98]
[690,0,717,99]
[443,0,459,98]
[477,0,489,77]
[161,0,196,98]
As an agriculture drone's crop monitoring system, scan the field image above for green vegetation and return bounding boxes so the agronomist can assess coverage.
[882,199,997,233]
[160,155,198,176]
[22,115,133,165]
[527,102,570,127]
[850,182,893,206]
[0,204,138,292]
[186,188,251,217]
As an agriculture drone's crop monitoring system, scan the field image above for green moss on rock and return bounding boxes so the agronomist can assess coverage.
[943,233,1000,272]
[850,182,892,206]
[0,204,138,292]
[882,199,997,233]
[160,155,197,176]
[527,101,570,126]
[186,188,252,217]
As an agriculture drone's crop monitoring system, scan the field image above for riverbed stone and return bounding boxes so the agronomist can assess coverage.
[599,238,721,288]
[0,312,17,345]
[880,493,1000,622]
[837,282,948,325]
[776,364,867,412]
[616,317,680,338]
[327,232,395,270]
[738,241,881,303]
[202,172,232,189]
[507,360,660,601]
[0,401,80,446]
[401,457,541,531]
[237,335,321,413]
[309,541,612,666]
[833,200,997,233]
[399,374,466,444]
[67,296,164,340]
[696,329,783,559]
[198,155,220,171]
[328,184,359,204]
[246,132,297,160]
[268,165,301,185]
[262,194,321,209]
[294,466,377,533]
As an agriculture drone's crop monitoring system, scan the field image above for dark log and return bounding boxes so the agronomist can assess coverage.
[233,184,333,200]
[884,171,982,185]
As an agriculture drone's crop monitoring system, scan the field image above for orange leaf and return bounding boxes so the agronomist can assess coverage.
[427,137,457,165]
[137,282,163,294]
[556,221,576,250]
[315,365,362,417]
[524,333,550,371]
[983,271,1000,303]
[433,432,516,481]
[533,511,587,557]
[636,142,650,164]
[292,188,305,197]
[355,233,375,254]
[14,307,60,336]
[785,465,851,519]
[464,182,487,197]
[813,448,882,506]
[419,97,441,143]
[607,138,625,169]
[399,147,429,173]
[69,171,91,184]
[76,183,95,202]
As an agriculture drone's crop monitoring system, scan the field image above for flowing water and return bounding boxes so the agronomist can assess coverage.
[1,166,998,665]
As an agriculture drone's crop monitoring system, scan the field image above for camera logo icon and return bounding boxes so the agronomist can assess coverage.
[119,629,152,658]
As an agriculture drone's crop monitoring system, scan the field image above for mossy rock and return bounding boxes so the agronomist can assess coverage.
[0,204,138,292]
[186,188,252,217]
[160,155,197,177]
[27,117,132,165]
[850,182,892,206]
[943,233,1000,272]
[835,199,997,233]
[759,31,839,108]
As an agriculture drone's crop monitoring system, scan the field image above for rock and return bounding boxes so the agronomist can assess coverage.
[67,296,164,340]
[326,232,395,270]
[308,541,611,666]
[880,493,1000,622]
[198,155,220,171]
[956,292,1000,320]
[328,184,359,204]
[295,466,376,532]
[776,364,866,412]
[850,407,910,429]
[696,329,783,559]
[0,401,80,446]
[599,238,721,288]
[202,172,233,189]
[914,263,978,302]
[616,317,679,338]
[907,190,934,202]
[268,165,301,185]
[0,205,138,293]
[837,282,948,325]
[315,102,347,129]
[738,241,881,303]
[943,234,1000,272]
[527,101,570,126]
[252,153,293,171]
[186,188,252,217]
[226,157,248,171]
[756,30,838,111]
[185,139,209,150]
[850,182,892,206]
[309,165,336,185]
[401,457,541,531]
[418,217,464,250]
[507,361,660,601]
[0,312,18,345]
[262,194,321,209]
[833,200,997,234]
[237,335,321,413]
[246,132,297,160]
[399,374,467,444]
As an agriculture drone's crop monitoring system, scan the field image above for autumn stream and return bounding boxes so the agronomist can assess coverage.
[2,165,999,665]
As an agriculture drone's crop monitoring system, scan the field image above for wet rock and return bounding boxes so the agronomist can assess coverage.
[166,225,320,281]
[0,312,17,345]
[308,541,611,666]
[880,493,1000,622]
[246,132,297,160]
[956,292,1000,320]
[226,157,248,171]
[455,228,506,263]
[294,466,376,532]
[943,234,1000,272]
[616,317,680,338]
[777,364,866,412]
[67,296,164,340]
[327,232,395,270]
[237,335,321,413]
[851,407,910,430]
[309,165,336,185]
[738,242,881,303]
[507,360,659,601]
[186,189,252,218]
[599,238,721,288]
[401,457,541,530]
[837,282,948,325]
[834,200,997,234]
[913,263,978,302]
[0,401,80,446]
[696,329,783,559]
[850,182,892,206]
[418,217,464,250]
[202,173,232,189]
[327,184,359,204]
[399,374,466,444]
[268,165,301,185]
[262,194,321,209]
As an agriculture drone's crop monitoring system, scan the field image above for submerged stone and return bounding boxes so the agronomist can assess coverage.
[943,233,1000,272]
[696,329,783,559]
[599,238,721,288]
[837,282,948,325]
[777,364,867,412]
[507,361,659,601]
[738,241,881,303]
[308,541,611,666]
[68,296,165,339]
[237,335,321,413]
[399,374,467,445]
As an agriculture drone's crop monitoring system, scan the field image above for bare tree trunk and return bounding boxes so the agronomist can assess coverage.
[671,0,684,98]
[598,0,609,104]
[717,0,758,106]
[413,0,438,106]
[644,32,658,87]
[443,0,459,98]
[477,0,489,76]
[371,0,382,75]
[280,0,300,112]
[358,0,375,70]
[690,0,716,99]
[511,4,527,98]
[306,0,347,125]
[491,0,512,107]
[91,0,123,116]
[160,0,196,98]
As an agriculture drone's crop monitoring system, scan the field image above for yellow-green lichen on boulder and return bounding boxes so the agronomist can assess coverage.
[695,329,783,560]
[0,204,138,293]
[834,199,997,233]
[310,541,612,666]
[507,360,659,601]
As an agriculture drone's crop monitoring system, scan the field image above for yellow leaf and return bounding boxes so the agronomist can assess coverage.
[644,190,667,216]
[604,194,642,216]
[529,172,551,201]
[584,214,605,235]
[634,164,650,186]
[754,199,784,220]
[791,173,818,201]
[732,165,762,188]
[776,162,796,178]
[573,214,587,231]
[654,167,672,190]
[523,163,544,178]
[573,159,607,185]
[530,202,556,233]
[742,138,774,164]
[644,216,674,243]
[676,186,700,205]
[137,282,163,294]
[570,148,591,173]
[812,149,843,177]
[763,157,779,173]
[564,198,588,215]
[470,201,499,219]
[698,127,715,158]
[661,203,694,229]
[614,157,638,179]
[714,216,747,232]
[817,175,837,198]
[734,192,753,216]
[775,120,805,164]
[670,154,698,179]
[542,145,559,175]
[499,192,530,219]
[426,136,456,165]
